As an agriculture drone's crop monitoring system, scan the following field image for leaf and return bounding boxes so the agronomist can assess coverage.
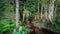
[12,29,17,34]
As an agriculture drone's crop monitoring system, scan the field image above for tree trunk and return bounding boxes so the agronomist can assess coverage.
[44,4,48,19]
[15,0,19,31]
[48,0,54,24]
[23,3,25,23]
[37,0,40,19]
[41,1,43,19]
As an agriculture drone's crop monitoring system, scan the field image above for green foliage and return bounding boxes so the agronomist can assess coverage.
[53,17,60,32]
[12,26,28,34]
[0,0,60,34]
[45,17,60,32]
[0,0,15,33]
[20,0,37,12]
[0,19,16,34]
[26,0,37,12]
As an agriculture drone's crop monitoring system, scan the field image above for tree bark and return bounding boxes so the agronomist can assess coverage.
[37,0,40,19]
[15,0,19,31]
[41,1,43,19]
[44,4,48,19]
[48,0,54,24]
[23,3,25,23]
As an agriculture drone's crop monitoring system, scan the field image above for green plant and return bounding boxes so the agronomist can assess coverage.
[45,17,60,32]
[0,19,16,34]
[12,26,28,34]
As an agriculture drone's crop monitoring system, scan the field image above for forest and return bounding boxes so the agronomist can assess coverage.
[0,0,60,34]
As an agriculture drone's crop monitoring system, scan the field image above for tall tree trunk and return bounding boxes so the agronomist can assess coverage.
[54,4,57,18]
[44,4,48,19]
[48,0,54,24]
[41,2,43,19]
[37,0,40,19]
[16,0,19,30]
[23,3,25,23]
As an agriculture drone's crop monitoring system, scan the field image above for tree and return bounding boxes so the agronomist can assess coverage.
[37,0,40,19]
[15,0,20,31]
[48,0,54,24]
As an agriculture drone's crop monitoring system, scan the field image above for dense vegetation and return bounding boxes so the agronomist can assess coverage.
[0,0,60,34]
